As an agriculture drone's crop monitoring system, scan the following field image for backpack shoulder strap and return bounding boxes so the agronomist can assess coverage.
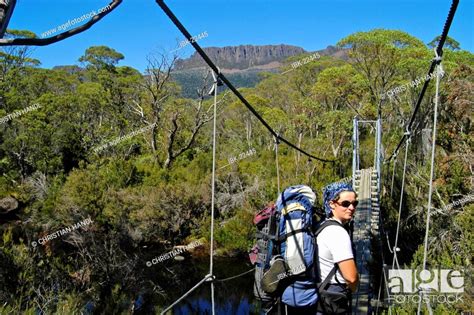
[314,219,348,289]
[318,263,339,291]
[314,219,344,237]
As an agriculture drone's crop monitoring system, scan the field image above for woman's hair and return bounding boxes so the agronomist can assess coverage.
[322,182,356,218]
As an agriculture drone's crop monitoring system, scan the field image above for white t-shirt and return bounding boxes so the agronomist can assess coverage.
[317,219,354,284]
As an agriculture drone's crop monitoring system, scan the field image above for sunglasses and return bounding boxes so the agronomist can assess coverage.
[333,200,358,208]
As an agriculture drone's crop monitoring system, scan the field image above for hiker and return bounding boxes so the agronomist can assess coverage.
[315,182,359,314]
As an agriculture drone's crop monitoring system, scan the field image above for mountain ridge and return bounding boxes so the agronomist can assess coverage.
[174,44,307,71]
[171,44,346,97]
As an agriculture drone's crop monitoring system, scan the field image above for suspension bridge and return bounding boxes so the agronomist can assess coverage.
[0,0,461,314]
[350,117,383,314]
[155,0,458,313]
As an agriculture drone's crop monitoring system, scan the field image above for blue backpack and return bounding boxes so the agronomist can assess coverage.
[251,185,318,308]
[277,185,318,307]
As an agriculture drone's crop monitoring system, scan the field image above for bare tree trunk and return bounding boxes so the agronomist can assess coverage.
[163,75,218,169]
[164,113,179,169]
[295,132,302,177]
[150,119,158,158]
[331,132,345,158]
[246,117,252,147]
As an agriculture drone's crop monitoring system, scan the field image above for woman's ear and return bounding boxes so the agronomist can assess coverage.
[329,200,336,210]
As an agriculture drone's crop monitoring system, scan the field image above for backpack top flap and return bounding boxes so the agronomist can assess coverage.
[276,185,316,213]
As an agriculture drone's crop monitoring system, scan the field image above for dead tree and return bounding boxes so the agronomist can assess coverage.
[132,53,179,156]
[163,72,229,169]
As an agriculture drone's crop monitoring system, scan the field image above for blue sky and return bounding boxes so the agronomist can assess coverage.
[8,0,474,72]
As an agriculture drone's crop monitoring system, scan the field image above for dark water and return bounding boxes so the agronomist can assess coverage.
[155,258,262,315]
[172,290,256,315]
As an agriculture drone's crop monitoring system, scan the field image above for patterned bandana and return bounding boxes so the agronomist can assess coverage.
[323,182,355,217]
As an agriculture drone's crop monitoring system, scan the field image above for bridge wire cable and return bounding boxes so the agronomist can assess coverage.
[385,0,459,163]
[0,0,17,38]
[209,70,219,315]
[155,0,335,164]
[386,232,394,254]
[378,197,392,314]
[416,52,444,315]
[215,268,255,282]
[159,71,220,315]
[0,0,123,46]
[159,274,213,315]
[389,155,398,199]
[274,136,281,194]
[375,271,383,314]
[385,265,394,315]
[392,136,410,272]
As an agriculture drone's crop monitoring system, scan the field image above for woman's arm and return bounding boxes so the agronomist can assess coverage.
[338,258,359,292]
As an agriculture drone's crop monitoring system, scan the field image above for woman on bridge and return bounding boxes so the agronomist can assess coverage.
[316,182,359,314]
